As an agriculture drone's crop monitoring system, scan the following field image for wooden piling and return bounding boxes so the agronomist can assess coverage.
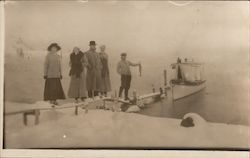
[164,69,168,95]
[23,110,40,125]
[34,109,40,125]
[171,85,174,106]
[103,100,106,109]
[132,90,137,105]
[23,113,27,126]
[75,106,78,115]
[164,69,167,86]
[159,87,163,94]
[152,84,155,93]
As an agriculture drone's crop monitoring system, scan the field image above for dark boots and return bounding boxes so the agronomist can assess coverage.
[119,87,129,100]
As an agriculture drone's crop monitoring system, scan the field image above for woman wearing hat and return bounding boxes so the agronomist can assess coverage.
[68,47,88,103]
[99,45,111,97]
[44,43,65,105]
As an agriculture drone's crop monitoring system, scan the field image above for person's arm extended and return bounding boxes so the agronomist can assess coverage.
[128,61,140,67]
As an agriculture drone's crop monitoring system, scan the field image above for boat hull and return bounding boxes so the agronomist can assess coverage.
[172,82,206,100]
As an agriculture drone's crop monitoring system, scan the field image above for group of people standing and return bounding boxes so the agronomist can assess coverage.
[43,41,141,105]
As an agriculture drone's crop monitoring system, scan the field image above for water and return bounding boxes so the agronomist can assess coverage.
[139,84,249,126]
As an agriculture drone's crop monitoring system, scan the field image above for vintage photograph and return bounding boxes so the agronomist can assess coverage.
[2,0,249,151]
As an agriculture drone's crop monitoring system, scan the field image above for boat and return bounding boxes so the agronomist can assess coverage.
[170,61,206,100]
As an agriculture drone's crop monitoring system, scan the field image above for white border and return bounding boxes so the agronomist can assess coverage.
[0,1,249,158]
[1,150,249,158]
[0,0,5,153]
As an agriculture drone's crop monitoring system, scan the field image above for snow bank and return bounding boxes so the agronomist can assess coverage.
[126,105,140,113]
[4,102,249,149]
[181,113,207,128]
[35,101,52,106]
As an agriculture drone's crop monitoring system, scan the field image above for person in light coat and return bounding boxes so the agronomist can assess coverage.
[99,45,111,97]
[44,43,65,105]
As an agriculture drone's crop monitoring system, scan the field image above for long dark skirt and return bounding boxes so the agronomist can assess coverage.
[44,78,65,101]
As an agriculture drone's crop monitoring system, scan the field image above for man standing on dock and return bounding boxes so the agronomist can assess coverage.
[117,53,141,100]
[85,41,102,98]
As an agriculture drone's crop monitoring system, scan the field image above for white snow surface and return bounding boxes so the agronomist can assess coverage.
[4,101,249,149]
[126,105,141,113]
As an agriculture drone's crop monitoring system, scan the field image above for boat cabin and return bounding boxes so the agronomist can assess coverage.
[171,62,205,85]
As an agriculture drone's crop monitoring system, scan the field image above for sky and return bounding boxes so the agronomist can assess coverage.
[4,1,249,87]
[5,1,249,52]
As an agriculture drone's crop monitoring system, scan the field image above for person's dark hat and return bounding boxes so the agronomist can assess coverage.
[89,41,97,46]
[121,53,127,56]
[47,43,61,51]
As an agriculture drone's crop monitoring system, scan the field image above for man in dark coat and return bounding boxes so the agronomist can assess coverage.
[85,41,102,98]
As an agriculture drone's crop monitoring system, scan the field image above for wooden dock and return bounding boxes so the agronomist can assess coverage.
[4,90,168,126]
[4,69,172,126]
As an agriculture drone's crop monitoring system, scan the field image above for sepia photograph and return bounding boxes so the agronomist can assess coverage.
[0,0,249,157]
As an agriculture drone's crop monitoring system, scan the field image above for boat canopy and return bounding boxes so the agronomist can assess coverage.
[171,62,205,84]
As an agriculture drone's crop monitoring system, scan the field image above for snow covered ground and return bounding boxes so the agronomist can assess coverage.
[4,101,249,149]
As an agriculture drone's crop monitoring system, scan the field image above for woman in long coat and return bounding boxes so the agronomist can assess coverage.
[68,47,88,103]
[99,45,111,97]
[44,43,65,105]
